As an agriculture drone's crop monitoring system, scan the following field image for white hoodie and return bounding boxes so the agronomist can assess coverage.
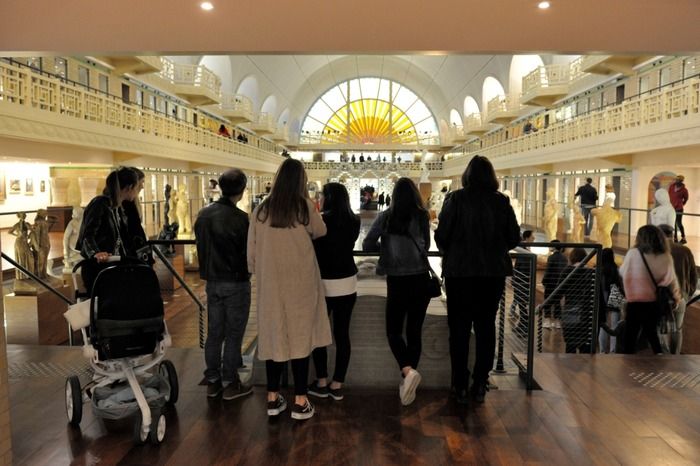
[650,189,677,227]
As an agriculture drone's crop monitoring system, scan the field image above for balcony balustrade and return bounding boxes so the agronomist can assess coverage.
[250,112,276,135]
[486,94,522,124]
[218,93,254,124]
[97,56,163,75]
[157,58,221,106]
[463,113,491,136]
[521,64,570,107]
[271,125,289,143]
[581,55,653,76]
[302,161,443,173]
[450,124,468,143]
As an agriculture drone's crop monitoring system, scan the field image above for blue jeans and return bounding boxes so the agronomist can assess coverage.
[581,205,594,236]
[204,280,251,384]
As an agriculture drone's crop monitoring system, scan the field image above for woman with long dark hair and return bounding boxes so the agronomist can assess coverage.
[619,225,680,354]
[308,183,361,401]
[247,158,331,420]
[76,167,140,292]
[599,248,624,353]
[363,177,431,406]
[435,155,520,404]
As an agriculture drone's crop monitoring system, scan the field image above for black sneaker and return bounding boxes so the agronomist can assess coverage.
[307,381,329,398]
[207,380,223,398]
[267,394,287,416]
[328,386,344,401]
[222,381,253,401]
[455,388,469,405]
[681,238,688,244]
[291,399,315,420]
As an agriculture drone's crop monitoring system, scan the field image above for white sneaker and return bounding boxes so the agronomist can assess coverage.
[399,369,421,406]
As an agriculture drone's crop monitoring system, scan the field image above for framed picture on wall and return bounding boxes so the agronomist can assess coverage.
[25,178,34,195]
[9,179,21,194]
[0,172,5,201]
[40,180,46,193]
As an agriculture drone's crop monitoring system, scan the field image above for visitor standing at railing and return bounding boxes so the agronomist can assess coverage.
[308,183,361,402]
[659,224,697,354]
[363,177,431,407]
[435,155,521,404]
[574,177,598,236]
[248,158,331,421]
[542,240,567,330]
[599,248,625,353]
[194,169,253,402]
[75,168,140,293]
[619,225,680,354]
[668,175,689,244]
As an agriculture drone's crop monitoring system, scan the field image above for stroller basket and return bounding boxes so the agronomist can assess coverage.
[92,374,170,420]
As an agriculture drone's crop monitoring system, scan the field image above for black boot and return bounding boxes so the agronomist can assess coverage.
[470,382,487,403]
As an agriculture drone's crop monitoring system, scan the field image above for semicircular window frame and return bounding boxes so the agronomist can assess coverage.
[300,77,440,145]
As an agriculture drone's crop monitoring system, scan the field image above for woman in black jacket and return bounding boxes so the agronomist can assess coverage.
[308,183,361,401]
[435,155,520,404]
[363,177,431,406]
[75,167,140,292]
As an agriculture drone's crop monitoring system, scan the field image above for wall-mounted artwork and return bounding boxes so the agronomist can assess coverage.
[25,178,34,196]
[9,179,21,194]
[40,180,46,193]
[0,172,5,201]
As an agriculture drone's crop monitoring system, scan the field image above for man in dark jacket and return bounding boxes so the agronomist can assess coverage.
[194,168,253,401]
[541,240,568,329]
[668,174,689,243]
[575,177,598,236]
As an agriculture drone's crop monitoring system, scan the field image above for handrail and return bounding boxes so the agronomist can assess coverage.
[1,252,75,305]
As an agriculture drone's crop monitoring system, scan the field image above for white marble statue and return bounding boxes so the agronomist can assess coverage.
[503,190,522,226]
[62,207,84,274]
[419,164,431,184]
[175,185,192,234]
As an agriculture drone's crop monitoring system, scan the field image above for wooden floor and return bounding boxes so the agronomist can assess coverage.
[7,345,700,465]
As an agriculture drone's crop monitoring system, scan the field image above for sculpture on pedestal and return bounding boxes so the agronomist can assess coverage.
[163,184,172,226]
[175,185,192,234]
[570,198,586,243]
[503,190,522,226]
[591,198,622,249]
[33,209,51,278]
[543,188,559,241]
[62,207,84,273]
[9,213,34,280]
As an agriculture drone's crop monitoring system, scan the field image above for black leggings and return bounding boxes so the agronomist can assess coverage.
[675,211,686,239]
[312,293,356,383]
[386,273,431,371]
[266,358,310,396]
[623,301,662,354]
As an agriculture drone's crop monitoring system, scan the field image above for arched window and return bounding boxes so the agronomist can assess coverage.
[449,109,462,127]
[300,78,439,145]
[463,96,480,117]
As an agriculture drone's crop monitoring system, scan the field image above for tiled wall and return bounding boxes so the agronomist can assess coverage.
[0,234,12,464]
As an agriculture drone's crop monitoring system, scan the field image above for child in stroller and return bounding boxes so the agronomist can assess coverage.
[63,256,179,444]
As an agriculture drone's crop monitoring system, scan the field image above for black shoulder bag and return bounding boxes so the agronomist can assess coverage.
[639,250,675,320]
[409,234,443,299]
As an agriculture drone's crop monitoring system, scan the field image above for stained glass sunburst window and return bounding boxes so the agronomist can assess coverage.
[300,78,439,145]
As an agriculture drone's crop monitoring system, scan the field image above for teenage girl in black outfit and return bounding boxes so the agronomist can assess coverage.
[309,183,361,401]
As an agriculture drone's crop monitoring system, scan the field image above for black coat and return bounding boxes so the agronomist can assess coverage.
[542,251,568,291]
[313,211,361,280]
[435,189,520,278]
[76,195,130,259]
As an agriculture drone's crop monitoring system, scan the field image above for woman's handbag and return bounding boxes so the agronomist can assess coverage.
[639,250,675,320]
[408,234,443,298]
[607,283,625,311]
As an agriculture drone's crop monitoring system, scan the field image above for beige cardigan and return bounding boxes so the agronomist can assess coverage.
[247,199,332,362]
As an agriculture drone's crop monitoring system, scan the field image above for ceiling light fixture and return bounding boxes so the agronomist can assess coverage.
[538,1,550,9]
[200,2,214,11]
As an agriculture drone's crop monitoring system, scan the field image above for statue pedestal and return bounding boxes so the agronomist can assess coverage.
[154,244,185,292]
[3,284,72,345]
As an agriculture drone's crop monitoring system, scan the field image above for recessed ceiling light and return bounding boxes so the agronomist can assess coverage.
[200,2,214,11]
[538,1,550,9]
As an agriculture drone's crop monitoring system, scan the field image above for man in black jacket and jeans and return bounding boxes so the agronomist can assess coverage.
[574,177,598,236]
[194,168,253,401]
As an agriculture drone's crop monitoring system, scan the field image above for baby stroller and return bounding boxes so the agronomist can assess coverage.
[63,257,179,444]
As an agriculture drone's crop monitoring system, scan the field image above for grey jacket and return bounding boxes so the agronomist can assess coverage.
[362,210,430,276]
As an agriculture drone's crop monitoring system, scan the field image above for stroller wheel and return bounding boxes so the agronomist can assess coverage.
[159,360,179,406]
[65,376,82,427]
[149,412,167,444]
[133,415,149,445]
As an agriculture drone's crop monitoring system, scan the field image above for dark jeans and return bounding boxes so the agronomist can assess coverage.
[204,280,251,384]
[312,293,356,383]
[675,211,686,239]
[445,277,505,390]
[543,288,561,319]
[581,205,594,236]
[266,358,310,396]
[386,273,431,371]
[623,301,662,354]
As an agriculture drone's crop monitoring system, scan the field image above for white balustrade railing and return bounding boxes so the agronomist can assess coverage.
[158,58,221,96]
[0,60,283,165]
[456,78,700,161]
[255,112,275,127]
[522,64,571,95]
[219,93,253,113]
[486,94,521,116]
[303,161,443,171]
[463,112,487,131]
